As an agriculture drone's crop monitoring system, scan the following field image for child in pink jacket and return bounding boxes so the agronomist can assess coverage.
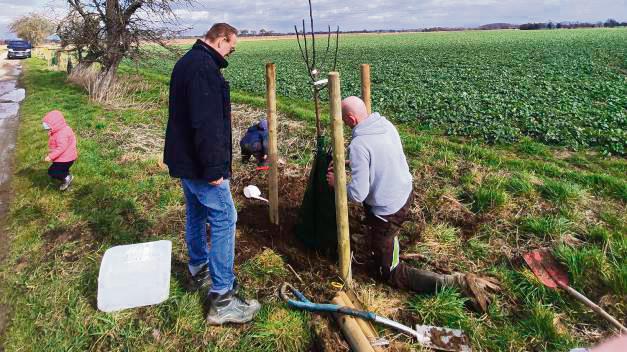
[42,110,77,191]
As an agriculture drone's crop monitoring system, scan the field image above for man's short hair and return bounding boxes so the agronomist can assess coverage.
[204,23,238,42]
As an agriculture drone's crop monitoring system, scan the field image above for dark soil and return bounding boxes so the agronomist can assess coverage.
[234,166,379,351]
[235,166,341,300]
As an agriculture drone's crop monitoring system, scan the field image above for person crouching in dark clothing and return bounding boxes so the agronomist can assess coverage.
[240,118,269,168]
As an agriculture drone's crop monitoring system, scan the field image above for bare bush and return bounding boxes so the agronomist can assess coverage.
[9,13,55,45]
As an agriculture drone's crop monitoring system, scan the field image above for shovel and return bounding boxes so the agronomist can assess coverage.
[280,283,472,351]
[523,248,627,333]
[243,185,268,203]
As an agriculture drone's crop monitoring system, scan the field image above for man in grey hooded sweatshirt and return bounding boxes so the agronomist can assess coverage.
[327,96,499,312]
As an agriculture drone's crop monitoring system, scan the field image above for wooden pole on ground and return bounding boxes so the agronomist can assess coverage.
[338,292,384,352]
[266,63,279,225]
[360,64,372,115]
[332,294,375,352]
[328,72,351,285]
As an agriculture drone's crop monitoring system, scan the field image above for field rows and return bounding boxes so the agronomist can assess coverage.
[142,28,627,155]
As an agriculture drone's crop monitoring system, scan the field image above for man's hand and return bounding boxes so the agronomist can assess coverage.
[44,156,52,162]
[326,170,335,188]
[209,177,224,186]
[327,160,350,171]
[326,160,351,188]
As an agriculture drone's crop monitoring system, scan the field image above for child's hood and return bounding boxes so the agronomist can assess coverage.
[43,110,68,133]
[258,119,268,131]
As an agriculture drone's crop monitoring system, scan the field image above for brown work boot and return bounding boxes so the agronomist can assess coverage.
[447,273,501,313]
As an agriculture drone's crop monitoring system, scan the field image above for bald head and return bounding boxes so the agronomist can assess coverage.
[341,96,369,128]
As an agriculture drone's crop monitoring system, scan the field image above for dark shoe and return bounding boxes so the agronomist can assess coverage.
[59,174,73,191]
[241,154,252,164]
[256,156,269,167]
[206,289,261,325]
[190,264,212,291]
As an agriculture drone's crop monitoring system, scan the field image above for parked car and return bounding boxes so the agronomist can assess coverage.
[6,40,32,59]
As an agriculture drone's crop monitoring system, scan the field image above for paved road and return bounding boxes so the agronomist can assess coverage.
[0,51,25,351]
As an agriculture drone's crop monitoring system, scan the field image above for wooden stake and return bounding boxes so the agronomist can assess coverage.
[55,51,62,71]
[329,72,351,285]
[266,63,279,225]
[332,294,375,352]
[338,292,384,351]
[59,52,66,72]
[360,64,372,115]
[45,49,51,66]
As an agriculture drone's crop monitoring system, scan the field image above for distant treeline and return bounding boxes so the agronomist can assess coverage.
[233,19,627,36]
[423,19,627,32]
[519,19,627,30]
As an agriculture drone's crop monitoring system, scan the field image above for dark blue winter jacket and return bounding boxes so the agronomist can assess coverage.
[240,119,269,155]
[164,40,232,181]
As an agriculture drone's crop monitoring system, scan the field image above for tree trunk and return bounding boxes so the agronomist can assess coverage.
[313,88,322,137]
[89,0,123,101]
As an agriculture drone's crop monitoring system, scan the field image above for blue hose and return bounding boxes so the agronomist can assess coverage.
[280,283,377,322]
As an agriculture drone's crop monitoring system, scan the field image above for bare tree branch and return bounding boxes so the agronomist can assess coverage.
[90,0,106,20]
[124,0,146,22]
[319,25,332,72]
[308,0,316,71]
[59,0,190,97]
[294,25,310,75]
[293,0,341,138]
[302,19,310,75]
[332,26,340,71]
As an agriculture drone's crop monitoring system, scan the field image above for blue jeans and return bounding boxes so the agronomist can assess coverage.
[182,178,237,294]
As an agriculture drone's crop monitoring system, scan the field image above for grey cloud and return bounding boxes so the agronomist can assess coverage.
[179,0,627,34]
[2,0,626,38]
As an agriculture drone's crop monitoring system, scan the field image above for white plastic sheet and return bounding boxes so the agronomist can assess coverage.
[97,240,172,312]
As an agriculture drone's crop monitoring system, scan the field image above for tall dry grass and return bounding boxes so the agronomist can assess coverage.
[68,64,163,110]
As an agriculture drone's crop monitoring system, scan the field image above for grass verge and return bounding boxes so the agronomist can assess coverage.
[0,60,312,351]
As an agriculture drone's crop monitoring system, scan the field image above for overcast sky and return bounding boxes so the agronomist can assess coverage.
[2,0,626,38]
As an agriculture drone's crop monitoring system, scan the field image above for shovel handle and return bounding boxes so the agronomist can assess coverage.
[560,283,627,333]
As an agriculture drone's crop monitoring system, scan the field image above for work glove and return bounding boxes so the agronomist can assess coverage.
[448,273,501,313]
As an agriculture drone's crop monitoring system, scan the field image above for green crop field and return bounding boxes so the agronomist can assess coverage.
[144,28,627,155]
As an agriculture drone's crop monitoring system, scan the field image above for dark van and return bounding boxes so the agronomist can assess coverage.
[7,40,32,59]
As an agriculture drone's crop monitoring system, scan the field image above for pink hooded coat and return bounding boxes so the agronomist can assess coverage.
[43,110,78,162]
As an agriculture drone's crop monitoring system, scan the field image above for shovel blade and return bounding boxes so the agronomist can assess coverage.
[415,325,472,352]
[523,248,569,289]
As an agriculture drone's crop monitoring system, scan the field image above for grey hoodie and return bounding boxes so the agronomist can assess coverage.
[347,112,413,215]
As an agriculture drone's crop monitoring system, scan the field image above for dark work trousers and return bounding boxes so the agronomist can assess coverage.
[240,142,265,165]
[364,193,445,294]
[48,160,74,181]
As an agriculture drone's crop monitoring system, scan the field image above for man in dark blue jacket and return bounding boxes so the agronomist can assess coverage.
[164,23,260,325]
